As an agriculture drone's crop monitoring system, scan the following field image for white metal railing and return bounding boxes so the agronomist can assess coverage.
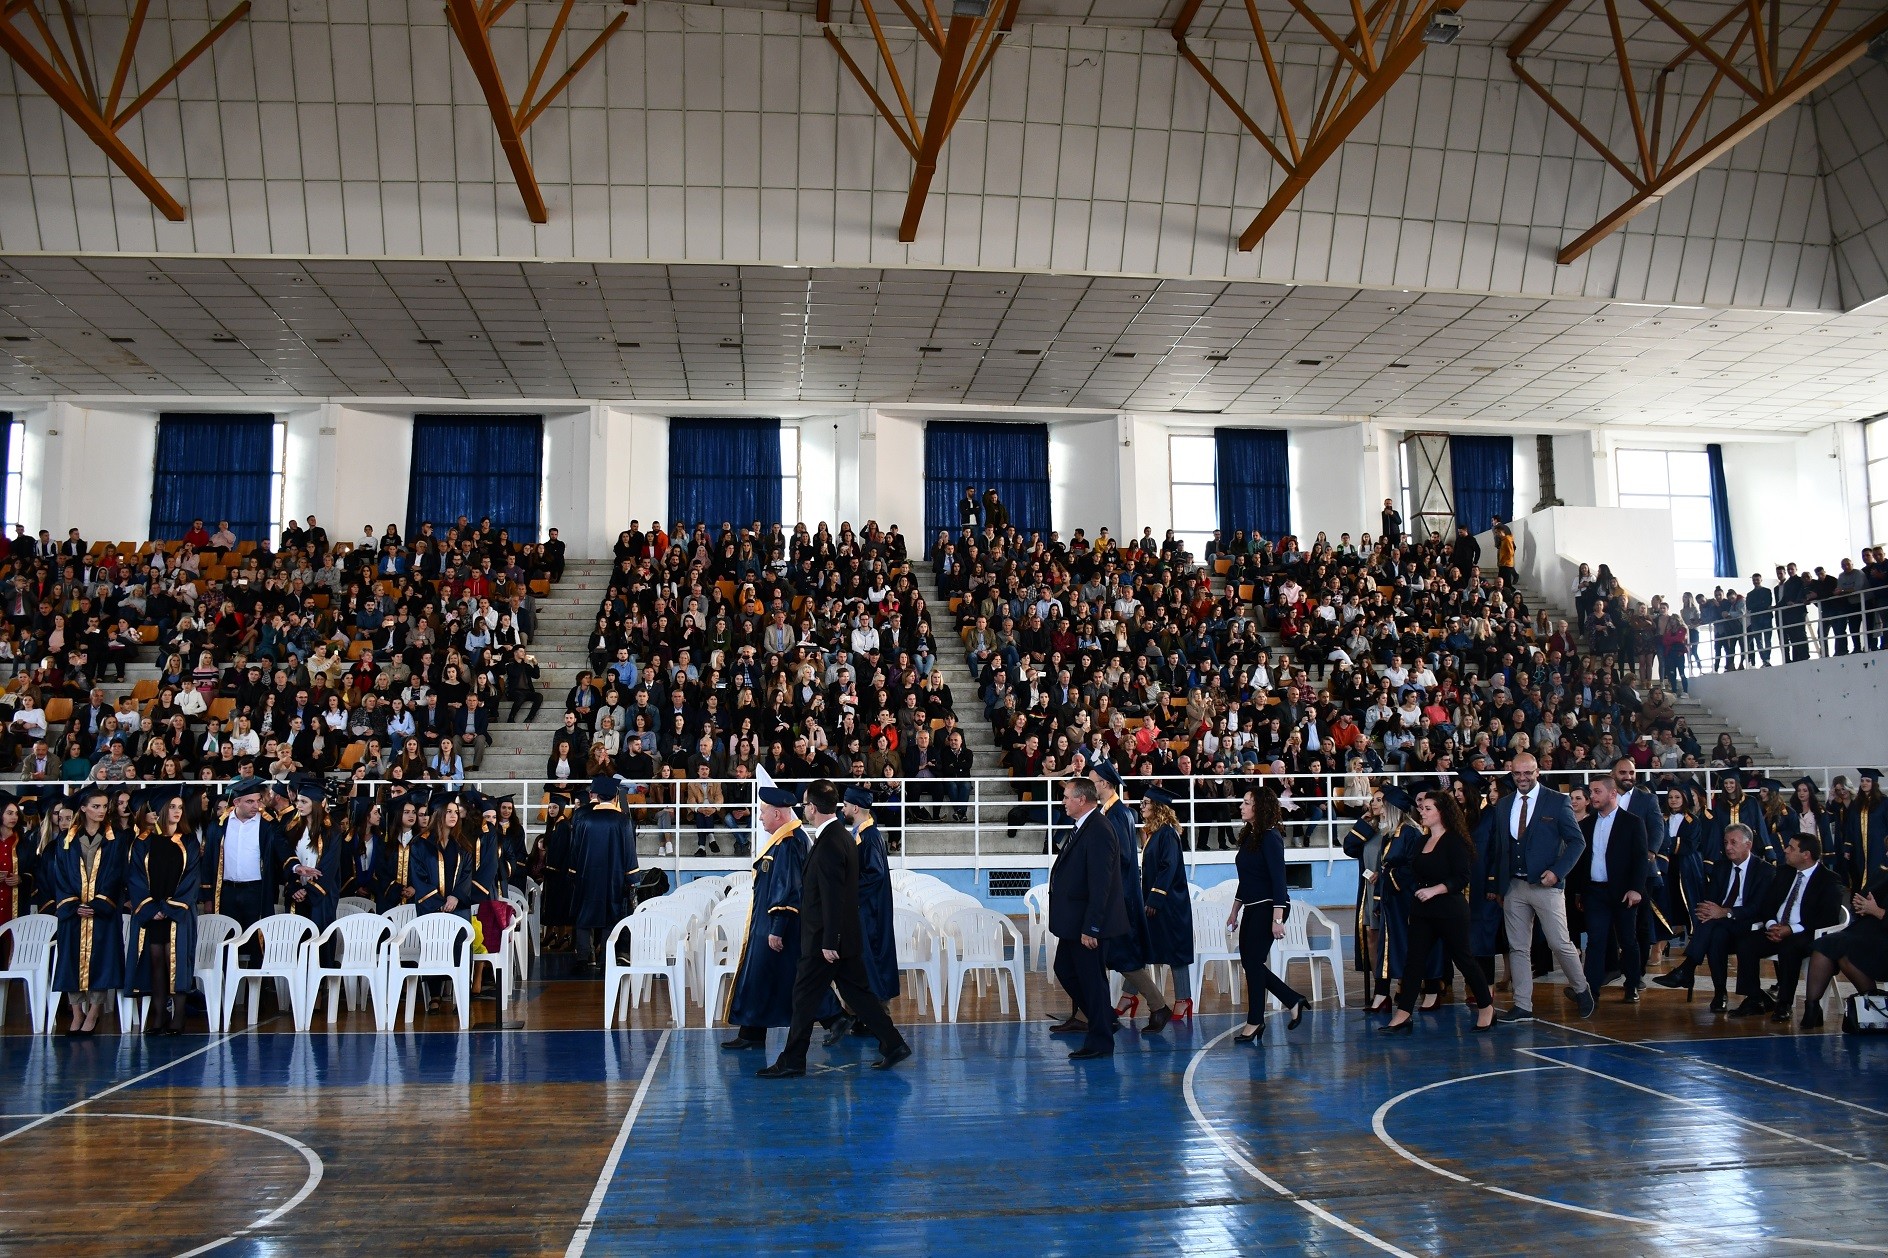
[51,765,1875,876]
[1680,585,1888,675]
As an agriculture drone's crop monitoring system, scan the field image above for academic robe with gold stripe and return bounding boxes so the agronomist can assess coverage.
[50,826,130,994]
[726,820,808,1029]
[127,831,201,995]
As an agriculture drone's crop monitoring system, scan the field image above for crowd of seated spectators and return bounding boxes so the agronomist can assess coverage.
[0,514,563,789]
[927,496,1823,847]
[550,517,959,856]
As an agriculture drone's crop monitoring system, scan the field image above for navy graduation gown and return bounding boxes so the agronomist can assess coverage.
[472,822,501,904]
[411,839,471,919]
[1100,797,1149,973]
[342,831,381,903]
[570,801,639,931]
[374,834,422,914]
[499,820,528,892]
[1468,812,1505,957]
[1343,819,1385,979]
[50,826,130,994]
[1139,823,1194,967]
[1711,793,1773,862]
[1842,797,1888,893]
[1375,820,1444,984]
[539,816,577,928]
[726,820,808,1029]
[280,819,344,931]
[853,817,900,1001]
[126,831,201,995]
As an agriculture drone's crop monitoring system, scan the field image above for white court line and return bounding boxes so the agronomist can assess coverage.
[565,1027,672,1258]
[1183,1026,1416,1257]
[0,1109,323,1256]
[1528,1023,1888,1120]
[0,1030,244,1147]
[1370,1063,1888,1253]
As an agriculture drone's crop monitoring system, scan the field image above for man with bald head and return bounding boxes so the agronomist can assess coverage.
[1486,753,1595,1022]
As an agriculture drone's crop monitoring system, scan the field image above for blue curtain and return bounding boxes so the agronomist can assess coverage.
[1451,435,1514,532]
[1214,427,1291,539]
[668,418,783,532]
[0,411,13,532]
[407,414,544,541]
[151,413,275,542]
[1706,443,1738,578]
[924,420,1051,549]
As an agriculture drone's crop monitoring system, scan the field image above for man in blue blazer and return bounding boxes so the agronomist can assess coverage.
[1575,776,1650,1002]
[1048,777,1129,1059]
[1653,822,1774,1011]
[1487,753,1595,1021]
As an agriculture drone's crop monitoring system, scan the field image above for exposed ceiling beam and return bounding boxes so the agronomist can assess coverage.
[1509,0,1888,264]
[823,0,1021,243]
[1175,0,1456,253]
[0,0,251,221]
[443,0,632,224]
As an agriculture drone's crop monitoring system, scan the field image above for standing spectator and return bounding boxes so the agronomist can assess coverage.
[1226,788,1310,1043]
[1380,789,1496,1034]
[1490,754,1595,1022]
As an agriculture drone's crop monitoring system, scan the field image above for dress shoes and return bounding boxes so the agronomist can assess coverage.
[1652,968,1693,991]
[1623,985,1641,1004]
[1768,1008,1794,1024]
[1068,1045,1113,1060]
[756,1061,807,1078]
[1728,996,1772,1019]
[1048,1017,1089,1036]
[872,1043,913,1070]
[821,1014,856,1047]
[1708,993,1729,1013]
[1142,1006,1174,1034]
[1801,1006,1826,1031]
[721,1036,766,1051]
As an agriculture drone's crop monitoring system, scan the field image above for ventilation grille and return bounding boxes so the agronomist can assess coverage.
[987,870,1034,898]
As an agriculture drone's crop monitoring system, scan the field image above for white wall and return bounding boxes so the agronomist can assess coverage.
[1120,413,1172,542]
[329,406,413,539]
[1508,506,1677,613]
[621,410,669,535]
[1720,431,1855,579]
[1048,415,1120,541]
[1291,424,1367,543]
[33,402,158,543]
[869,410,924,539]
[1691,653,1888,769]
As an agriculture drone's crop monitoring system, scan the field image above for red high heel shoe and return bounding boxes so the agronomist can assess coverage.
[1170,998,1195,1022]
[1114,994,1141,1018]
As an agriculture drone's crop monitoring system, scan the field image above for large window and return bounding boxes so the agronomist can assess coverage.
[1868,416,1888,546]
[781,425,801,524]
[1617,448,1715,582]
[1169,433,1217,557]
[2,414,20,536]
[150,413,279,544]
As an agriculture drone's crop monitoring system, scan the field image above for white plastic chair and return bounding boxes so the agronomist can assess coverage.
[222,915,318,1031]
[392,914,474,1029]
[1192,903,1243,1007]
[942,906,1027,1022]
[1268,903,1346,1009]
[699,899,748,1028]
[192,914,239,1033]
[894,908,946,1021]
[604,913,689,1028]
[337,896,377,919]
[0,915,56,1034]
[302,913,396,1030]
[1022,883,1051,971]
[504,886,535,968]
[636,898,706,1003]
[472,915,516,1014]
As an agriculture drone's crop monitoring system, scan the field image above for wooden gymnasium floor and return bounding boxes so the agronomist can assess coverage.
[3,946,1887,1256]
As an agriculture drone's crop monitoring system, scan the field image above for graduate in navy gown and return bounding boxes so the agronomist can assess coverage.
[1089,762,1174,1032]
[50,786,129,1036]
[412,793,472,919]
[126,786,201,1034]
[816,786,902,1042]
[570,776,639,971]
[1458,770,1507,995]
[535,791,577,951]
[281,778,344,933]
[341,797,383,904]
[1711,772,1773,862]
[375,793,425,915]
[1351,784,1444,1009]
[495,796,528,892]
[1137,786,1195,1020]
[468,792,502,905]
[723,784,809,1049]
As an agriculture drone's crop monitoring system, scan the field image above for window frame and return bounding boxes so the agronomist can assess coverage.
[1167,432,1217,558]
[1867,416,1888,547]
[1615,447,1717,583]
[780,425,801,525]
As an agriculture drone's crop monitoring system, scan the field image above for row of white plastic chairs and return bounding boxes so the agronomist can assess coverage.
[1017,879,1349,1011]
[0,890,528,1035]
[591,870,1033,1028]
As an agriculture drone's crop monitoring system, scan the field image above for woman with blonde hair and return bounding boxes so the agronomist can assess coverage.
[1138,786,1196,1021]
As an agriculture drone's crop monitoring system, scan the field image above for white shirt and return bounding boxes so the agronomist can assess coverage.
[1772,865,1814,933]
[1510,787,1540,838]
[223,813,264,882]
[1725,855,1751,908]
[1590,808,1616,883]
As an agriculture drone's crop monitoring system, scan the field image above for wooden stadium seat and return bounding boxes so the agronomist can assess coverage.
[88,541,110,556]
[136,541,155,556]
[1237,584,1255,601]
[338,742,366,771]
[236,541,257,554]
[138,626,158,643]
[1214,558,1231,575]
[716,580,736,601]
[42,697,72,725]
[310,594,331,608]
[131,679,158,702]
[530,579,550,596]
[207,697,235,722]
[116,541,136,555]
[347,640,372,660]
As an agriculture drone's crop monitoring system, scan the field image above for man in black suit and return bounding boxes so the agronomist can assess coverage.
[58,527,86,559]
[1575,776,1650,1002]
[1732,832,1845,1021]
[544,527,566,582]
[1613,758,1667,967]
[1655,823,1773,1011]
[1048,776,1129,1059]
[760,779,910,1077]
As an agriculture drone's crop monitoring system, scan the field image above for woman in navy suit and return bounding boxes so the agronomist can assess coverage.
[1138,786,1195,1021]
[1226,788,1308,1044]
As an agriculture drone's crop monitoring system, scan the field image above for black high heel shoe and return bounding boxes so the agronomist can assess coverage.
[1377,1017,1413,1036]
[1288,1000,1308,1031]
[1471,1011,1498,1033]
[1233,1024,1263,1044]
